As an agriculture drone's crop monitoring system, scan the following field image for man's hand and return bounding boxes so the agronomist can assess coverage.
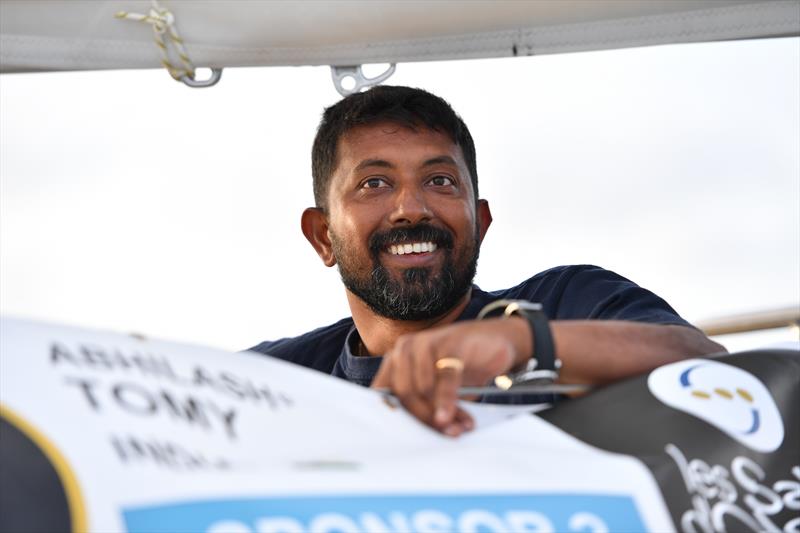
[371,317,532,437]
[370,318,725,437]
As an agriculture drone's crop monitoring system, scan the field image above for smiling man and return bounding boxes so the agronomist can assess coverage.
[250,86,724,436]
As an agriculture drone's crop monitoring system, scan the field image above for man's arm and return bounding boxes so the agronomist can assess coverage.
[371,318,725,437]
[553,321,725,384]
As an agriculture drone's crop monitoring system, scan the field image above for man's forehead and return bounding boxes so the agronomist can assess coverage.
[336,121,465,168]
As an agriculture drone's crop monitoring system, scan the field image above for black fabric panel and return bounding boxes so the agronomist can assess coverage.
[0,417,71,533]
[540,350,800,532]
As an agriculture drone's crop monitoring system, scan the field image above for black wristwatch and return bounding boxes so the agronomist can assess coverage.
[477,299,559,389]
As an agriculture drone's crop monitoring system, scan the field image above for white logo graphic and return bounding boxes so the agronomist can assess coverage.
[648,359,784,452]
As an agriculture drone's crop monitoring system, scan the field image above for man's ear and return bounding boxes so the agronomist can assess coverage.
[477,199,492,244]
[301,207,337,267]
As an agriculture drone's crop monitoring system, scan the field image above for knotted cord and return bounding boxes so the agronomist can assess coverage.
[115,0,196,82]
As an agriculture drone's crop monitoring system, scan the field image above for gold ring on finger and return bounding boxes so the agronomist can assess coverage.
[435,357,464,372]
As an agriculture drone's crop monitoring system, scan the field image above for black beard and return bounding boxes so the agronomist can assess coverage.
[332,223,479,321]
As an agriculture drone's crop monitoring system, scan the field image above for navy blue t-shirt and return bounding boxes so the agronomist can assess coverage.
[248,265,691,403]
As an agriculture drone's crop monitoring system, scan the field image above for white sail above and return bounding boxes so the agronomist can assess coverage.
[1,0,798,73]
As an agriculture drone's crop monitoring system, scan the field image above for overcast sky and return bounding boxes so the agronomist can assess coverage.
[1,36,798,353]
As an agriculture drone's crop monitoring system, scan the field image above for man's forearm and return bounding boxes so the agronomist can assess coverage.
[552,321,726,385]
[371,317,726,435]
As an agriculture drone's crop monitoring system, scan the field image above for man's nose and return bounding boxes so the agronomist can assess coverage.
[389,186,433,225]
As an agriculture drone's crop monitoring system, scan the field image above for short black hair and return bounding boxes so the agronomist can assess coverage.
[311,86,478,210]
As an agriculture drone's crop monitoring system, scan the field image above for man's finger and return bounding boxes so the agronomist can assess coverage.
[390,343,415,398]
[433,357,463,428]
[454,406,475,432]
[442,406,475,437]
[398,393,434,428]
[412,341,436,396]
[371,353,393,389]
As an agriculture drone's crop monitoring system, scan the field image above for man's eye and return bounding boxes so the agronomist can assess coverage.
[428,175,455,187]
[362,177,389,189]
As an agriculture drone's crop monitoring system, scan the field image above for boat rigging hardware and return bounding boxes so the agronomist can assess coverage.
[115,0,222,88]
[331,64,397,97]
[180,68,223,88]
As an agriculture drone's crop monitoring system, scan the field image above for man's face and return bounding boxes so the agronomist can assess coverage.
[321,122,489,321]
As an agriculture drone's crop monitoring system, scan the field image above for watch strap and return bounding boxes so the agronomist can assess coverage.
[477,299,559,388]
[524,307,556,372]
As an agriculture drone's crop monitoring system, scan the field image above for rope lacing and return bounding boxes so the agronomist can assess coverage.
[115,0,196,82]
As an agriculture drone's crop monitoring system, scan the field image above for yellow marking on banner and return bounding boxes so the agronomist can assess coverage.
[736,388,754,403]
[691,390,711,399]
[0,404,87,533]
[714,388,733,399]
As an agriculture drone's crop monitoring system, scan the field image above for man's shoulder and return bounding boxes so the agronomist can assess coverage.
[484,265,689,325]
[463,265,606,319]
[246,317,354,372]
[490,264,609,299]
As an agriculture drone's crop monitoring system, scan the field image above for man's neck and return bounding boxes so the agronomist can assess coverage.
[345,289,472,356]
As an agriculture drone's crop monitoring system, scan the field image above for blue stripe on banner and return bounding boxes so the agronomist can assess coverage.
[122,493,646,532]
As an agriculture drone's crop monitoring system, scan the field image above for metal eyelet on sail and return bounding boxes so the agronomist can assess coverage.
[330,64,397,97]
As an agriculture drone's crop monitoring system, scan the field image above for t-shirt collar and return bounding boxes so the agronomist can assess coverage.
[336,326,384,386]
[336,285,496,386]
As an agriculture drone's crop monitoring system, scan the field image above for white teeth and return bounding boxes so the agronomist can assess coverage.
[388,241,438,255]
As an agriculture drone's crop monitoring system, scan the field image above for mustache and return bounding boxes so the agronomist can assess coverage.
[368,223,454,255]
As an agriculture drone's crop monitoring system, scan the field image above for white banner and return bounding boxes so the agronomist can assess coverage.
[0,317,675,532]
